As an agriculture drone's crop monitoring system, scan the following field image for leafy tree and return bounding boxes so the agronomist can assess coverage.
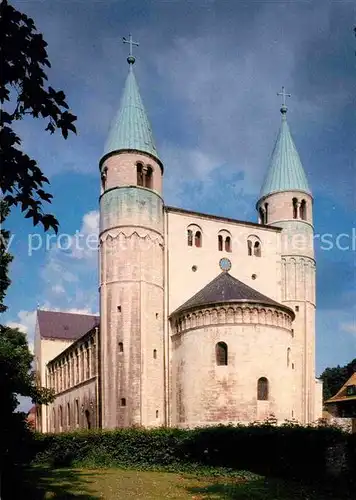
[0,324,54,496]
[0,201,13,313]
[320,358,356,402]
[0,1,75,494]
[0,0,77,233]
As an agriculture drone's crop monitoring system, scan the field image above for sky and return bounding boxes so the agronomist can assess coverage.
[3,0,356,410]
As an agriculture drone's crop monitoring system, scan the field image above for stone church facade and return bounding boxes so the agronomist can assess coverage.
[35,49,323,433]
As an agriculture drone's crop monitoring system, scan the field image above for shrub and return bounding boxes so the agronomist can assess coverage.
[30,422,353,482]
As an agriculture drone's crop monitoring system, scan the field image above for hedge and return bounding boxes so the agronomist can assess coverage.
[29,423,355,482]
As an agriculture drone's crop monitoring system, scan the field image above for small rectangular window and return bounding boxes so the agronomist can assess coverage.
[346,385,356,396]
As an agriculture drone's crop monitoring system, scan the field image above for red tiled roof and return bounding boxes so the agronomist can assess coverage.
[37,310,99,341]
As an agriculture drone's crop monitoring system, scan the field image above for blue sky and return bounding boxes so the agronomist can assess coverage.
[3,0,355,398]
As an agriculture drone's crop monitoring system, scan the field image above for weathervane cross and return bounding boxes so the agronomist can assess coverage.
[123,34,139,58]
[277,86,291,108]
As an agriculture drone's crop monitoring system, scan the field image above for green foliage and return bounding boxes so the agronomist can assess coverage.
[0,201,13,313]
[0,0,77,232]
[31,424,352,483]
[320,359,356,401]
[0,325,55,477]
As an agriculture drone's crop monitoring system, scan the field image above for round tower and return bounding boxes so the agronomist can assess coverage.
[256,90,318,424]
[99,42,165,428]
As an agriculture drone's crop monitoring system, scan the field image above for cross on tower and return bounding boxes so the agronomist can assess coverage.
[277,86,291,110]
[123,34,139,62]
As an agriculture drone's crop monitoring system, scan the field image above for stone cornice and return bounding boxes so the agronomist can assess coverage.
[99,226,164,243]
[164,206,282,232]
[53,375,97,397]
[171,303,294,335]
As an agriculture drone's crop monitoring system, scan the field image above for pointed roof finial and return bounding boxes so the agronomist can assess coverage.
[277,86,291,116]
[123,34,139,65]
[258,88,311,199]
[100,35,160,166]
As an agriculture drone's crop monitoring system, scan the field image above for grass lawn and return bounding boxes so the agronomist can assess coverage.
[12,466,352,499]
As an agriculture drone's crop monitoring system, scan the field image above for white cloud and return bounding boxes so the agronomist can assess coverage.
[38,210,99,313]
[51,284,65,295]
[341,322,356,336]
[40,303,98,316]
[69,210,99,260]
[6,309,37,354]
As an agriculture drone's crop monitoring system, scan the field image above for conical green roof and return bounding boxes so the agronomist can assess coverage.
[259,111,311,199]
[102,65,159,163]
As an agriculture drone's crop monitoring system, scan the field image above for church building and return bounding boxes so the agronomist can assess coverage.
[34,39,323,433]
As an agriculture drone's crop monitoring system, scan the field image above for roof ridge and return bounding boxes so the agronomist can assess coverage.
[38,309,98,317]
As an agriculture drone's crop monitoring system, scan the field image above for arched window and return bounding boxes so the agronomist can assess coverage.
[145,166,153,189]
[264,203,268,224]
[59,405,63,429]
[153,349,157,359]
[52,408,56,432]
[218,230,232,253]
[257,377,269,401]
[137,163,144,186]
[195,231,202,248]
[225,236,231,253]
[259,207,265,225]
[67,402,70,427]
[187,229,193,247]
[101,166,108,191]
[85,409,91,430]
[300,199,307,220]
[254,241,261,257]
[187,224,203,248]
[118,342,123,353]
[75,351,79,384]
[292,198,298,219]
[75,399,79,425]
[216,342,228,366]
[120,398,126,407]
[86,347,90,379]
[287,348,291,367]
[248,236,262,257]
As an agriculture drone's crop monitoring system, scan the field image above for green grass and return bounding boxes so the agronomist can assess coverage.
[8,466,354,499]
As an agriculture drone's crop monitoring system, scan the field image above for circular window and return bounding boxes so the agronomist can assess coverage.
[219,258,232,272]
[251,274,257,280]
[192,265,197,272]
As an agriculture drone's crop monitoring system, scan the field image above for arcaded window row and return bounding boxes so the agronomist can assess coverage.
[258,198,308,224]
[47,339,96,394]
[101,161,155,191]
[52,399,93,432]
[187,225,262,256]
